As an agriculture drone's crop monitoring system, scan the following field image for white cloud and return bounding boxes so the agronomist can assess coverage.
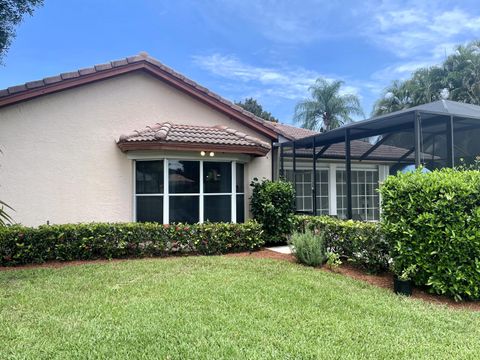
[192,53,360,101]
[363,3,480,59]
[360,2,480,95]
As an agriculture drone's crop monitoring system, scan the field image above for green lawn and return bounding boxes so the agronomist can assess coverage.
[1,257,480,359]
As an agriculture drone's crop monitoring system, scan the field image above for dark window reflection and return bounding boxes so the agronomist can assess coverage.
[136,161,164,194]
[236,163,244,193]
[204,195,231,222]
[204,162,232,193]
[236,194,245,223]
[169,161,199,194]
[169,196,199,223]
[136,196,163,222]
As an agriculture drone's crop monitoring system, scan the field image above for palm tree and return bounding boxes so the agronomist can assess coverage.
[294,78,364,131]
[372,80,413,116]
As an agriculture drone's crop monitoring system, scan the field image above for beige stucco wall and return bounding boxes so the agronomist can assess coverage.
[0,71,272,226]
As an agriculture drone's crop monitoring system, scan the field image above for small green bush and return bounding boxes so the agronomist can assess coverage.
[250,178,295,244]
[380,168,480,300]
[294,215,389,273]
[290,231,326,267]
[326,251,342,270]
[0,221,264,266]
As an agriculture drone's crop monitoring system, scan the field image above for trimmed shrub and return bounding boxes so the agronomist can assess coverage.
[250,178,295,244]
[380,168,480,300]
[290,231,326,267]
[294,215,389,273]
[0,221,264,266]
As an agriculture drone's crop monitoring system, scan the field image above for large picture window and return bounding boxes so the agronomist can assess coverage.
[135,160,245,224]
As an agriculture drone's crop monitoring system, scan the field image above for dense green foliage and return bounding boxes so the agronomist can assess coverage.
[0,0,44,61]
[250,178,295,244]
[380,169,480,300]
[235,97,278,122]
[373,40,480,115]
[0,221,264,266]
[294,215,389,273]
[2,257,480,359]
[294,78,364,131]
[289,231,326,266]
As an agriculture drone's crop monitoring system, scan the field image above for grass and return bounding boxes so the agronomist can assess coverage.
[1,257,480,359]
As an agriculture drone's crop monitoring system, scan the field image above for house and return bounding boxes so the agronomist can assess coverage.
[0,52,418,226]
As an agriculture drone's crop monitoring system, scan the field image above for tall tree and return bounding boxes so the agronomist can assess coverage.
[0,0,44,62]
[294,78,364,131]
[372,80,414,116]
[444,41,480,104]
[372,40,480,116]
[235,98,278,122]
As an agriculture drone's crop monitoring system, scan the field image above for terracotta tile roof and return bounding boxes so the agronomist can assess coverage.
[269,122,319,140]
[0,52,278,139]
[117,122,271,156]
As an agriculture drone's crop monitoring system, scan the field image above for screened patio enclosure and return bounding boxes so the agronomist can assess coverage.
[276,100,480,220]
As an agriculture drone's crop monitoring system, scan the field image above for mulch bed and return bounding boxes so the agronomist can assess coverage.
[1,249,479,311]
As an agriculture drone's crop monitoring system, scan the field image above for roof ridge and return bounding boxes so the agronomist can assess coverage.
[0,52,280,140]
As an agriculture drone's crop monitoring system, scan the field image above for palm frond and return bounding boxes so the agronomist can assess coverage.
[0,200,14,226]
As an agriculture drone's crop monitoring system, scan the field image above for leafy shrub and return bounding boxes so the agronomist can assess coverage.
[290,231,326,267]
[250,178,295,244]
[294,215,389,273]
[0,221,264,266]
[326,251,342,270]
[380,168,480,300]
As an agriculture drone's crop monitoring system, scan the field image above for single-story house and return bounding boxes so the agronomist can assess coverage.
[0,52,423,226]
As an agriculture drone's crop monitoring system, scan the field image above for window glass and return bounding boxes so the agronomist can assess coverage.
[315,169,329,215]
[236,194,245,223]
[236,163,245,193]
[136,161,164,194]
[169,196,199,223]
[204,195,231,222]
[336,169,380,221]
[169,161,199,194]
[204,162,232,193]
[136,196,163,222]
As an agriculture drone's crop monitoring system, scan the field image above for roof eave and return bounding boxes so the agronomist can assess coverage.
[117,140,270,157]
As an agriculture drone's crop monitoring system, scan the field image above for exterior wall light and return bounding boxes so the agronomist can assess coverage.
[200,151,206,156]
[209,152,215,157]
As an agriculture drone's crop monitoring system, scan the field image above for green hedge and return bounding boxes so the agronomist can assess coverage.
[0,221,264,266]
[380,169,480,300]
[294,215,389,273]
[250,178,295,244]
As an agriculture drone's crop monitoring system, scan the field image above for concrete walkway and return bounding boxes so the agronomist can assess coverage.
[266,245,293,254]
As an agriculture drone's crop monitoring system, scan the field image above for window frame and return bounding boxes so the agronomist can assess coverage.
[134,159,245,224]
[336,168,380,221]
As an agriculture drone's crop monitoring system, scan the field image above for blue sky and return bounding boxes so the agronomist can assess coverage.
[1,0,480,124]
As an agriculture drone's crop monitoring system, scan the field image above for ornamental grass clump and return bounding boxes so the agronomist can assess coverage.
[290,230,326,267]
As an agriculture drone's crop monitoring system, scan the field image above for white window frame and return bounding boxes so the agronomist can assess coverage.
[134,158,245,224]
[335,167,380,221]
